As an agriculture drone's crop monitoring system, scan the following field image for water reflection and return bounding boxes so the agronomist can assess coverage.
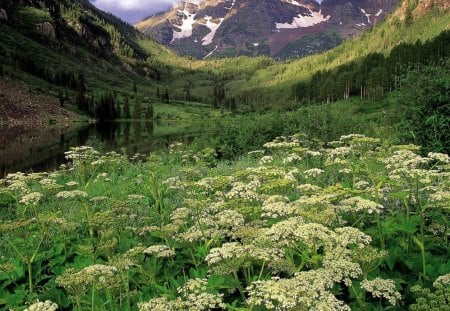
[0,120,198,176]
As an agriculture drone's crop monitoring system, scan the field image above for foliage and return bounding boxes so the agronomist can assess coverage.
[386,65,450,154]
[1,134,449,310]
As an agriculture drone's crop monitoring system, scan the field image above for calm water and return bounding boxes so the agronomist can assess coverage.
[0,120,201,176]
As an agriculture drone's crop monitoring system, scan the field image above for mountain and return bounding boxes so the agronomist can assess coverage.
[136,0,399,59]
[0,0,174,123]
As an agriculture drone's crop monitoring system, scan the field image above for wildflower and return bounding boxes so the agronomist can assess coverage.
[225,181,261,201]
[128,194,145,200]
[297,183,322,193]
[259,156,273,165]
[55,190,88,199]
[340,134,366,143]
[248,150,265,155]
[24,300,58,311]
[339,168,351,174]
[303,168,324,178]
[39,178,61,190]
[56,264,118,292]
[90,196,108,202]
[247,269,350,310]
[65,181,79,187]
[19,192,43,205]
[433,273,450,287]
[7,180,29,193]
[427,152,450,163]
[138,297,180,311]
[304,150,322,157]
[339,197,384,214]
[361,278,401,305]
[143,244,176,258]
[91,159,106,166]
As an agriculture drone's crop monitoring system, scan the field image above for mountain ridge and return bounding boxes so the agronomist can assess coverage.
[136,0,399,59]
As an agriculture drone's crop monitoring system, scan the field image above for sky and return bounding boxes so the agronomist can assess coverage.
[90,0,181,24]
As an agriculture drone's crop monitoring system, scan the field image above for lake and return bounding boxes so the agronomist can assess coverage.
[0,120,202,176]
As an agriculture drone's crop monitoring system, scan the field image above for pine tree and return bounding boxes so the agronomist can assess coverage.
[145,104,154,120]
[123,95,131,119]
[164,89,170,103]
[134,95,142,120]
[75,71,87,112]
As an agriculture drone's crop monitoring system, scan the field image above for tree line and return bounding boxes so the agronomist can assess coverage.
[293,30,450,103]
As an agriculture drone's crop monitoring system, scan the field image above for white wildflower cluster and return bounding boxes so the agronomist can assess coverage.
[56,264,118,291]
[262,218,335,250]
[24,300,58,311]
[163,176,187,190]
[433,273,450,288]
[339,168,352,174]
[339,134,367,143]
[263,136,300,150]
[225,180,261,201]
[65,181,79,187]
[205,242,284,275]
[143,244,176,258]
[19,192,43,205]
[205,242,247,266]
[247,269,351,310]
[177,208,245,243]
[65,146,100,163]
[259,155,274,165]
[5,173,32,194]
[247,150,265,156]
[427,152,450,163]
[90,196,108,203]
[339,197,384,214]
[361,278,401,305]
[326,146,353,163]
[304,150,322,157]
[128,194,145,200]
[323,254,362,287]
[381,149,430,170]
[282,153,302,164]
[139,278,226,311]
[55,190,88,199]
[261,196,295,218]
[39,178,62,191]
[297,183,322,194]
[354,179,370,190]
[303,168,324,178]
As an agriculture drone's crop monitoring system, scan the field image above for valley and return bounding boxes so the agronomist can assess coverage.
[0,0,449,310]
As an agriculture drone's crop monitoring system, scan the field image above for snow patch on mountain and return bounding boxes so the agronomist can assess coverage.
[172,8,197,42]
[202,16,224,45]
[360,8,371,23]
[275,10,330,29]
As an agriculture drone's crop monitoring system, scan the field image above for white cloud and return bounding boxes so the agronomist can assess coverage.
[93,0,178,11]
[90,0,182,22]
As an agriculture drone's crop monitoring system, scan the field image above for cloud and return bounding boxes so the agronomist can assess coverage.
[90,0,181,23]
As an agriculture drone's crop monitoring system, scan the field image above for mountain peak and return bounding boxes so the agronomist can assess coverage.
[136,0,399,59]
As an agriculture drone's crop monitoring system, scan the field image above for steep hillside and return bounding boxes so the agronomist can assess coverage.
[218,0,450,107]
[137,0,399,59]
[0,0,170,121]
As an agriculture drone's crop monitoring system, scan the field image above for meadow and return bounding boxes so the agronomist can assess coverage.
[0,132,449,310]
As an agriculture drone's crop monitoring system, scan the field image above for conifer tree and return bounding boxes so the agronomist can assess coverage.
[134,95,142,120]
[123,95,131,119]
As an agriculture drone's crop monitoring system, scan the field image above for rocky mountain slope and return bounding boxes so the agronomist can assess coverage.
[136,0,399,59]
